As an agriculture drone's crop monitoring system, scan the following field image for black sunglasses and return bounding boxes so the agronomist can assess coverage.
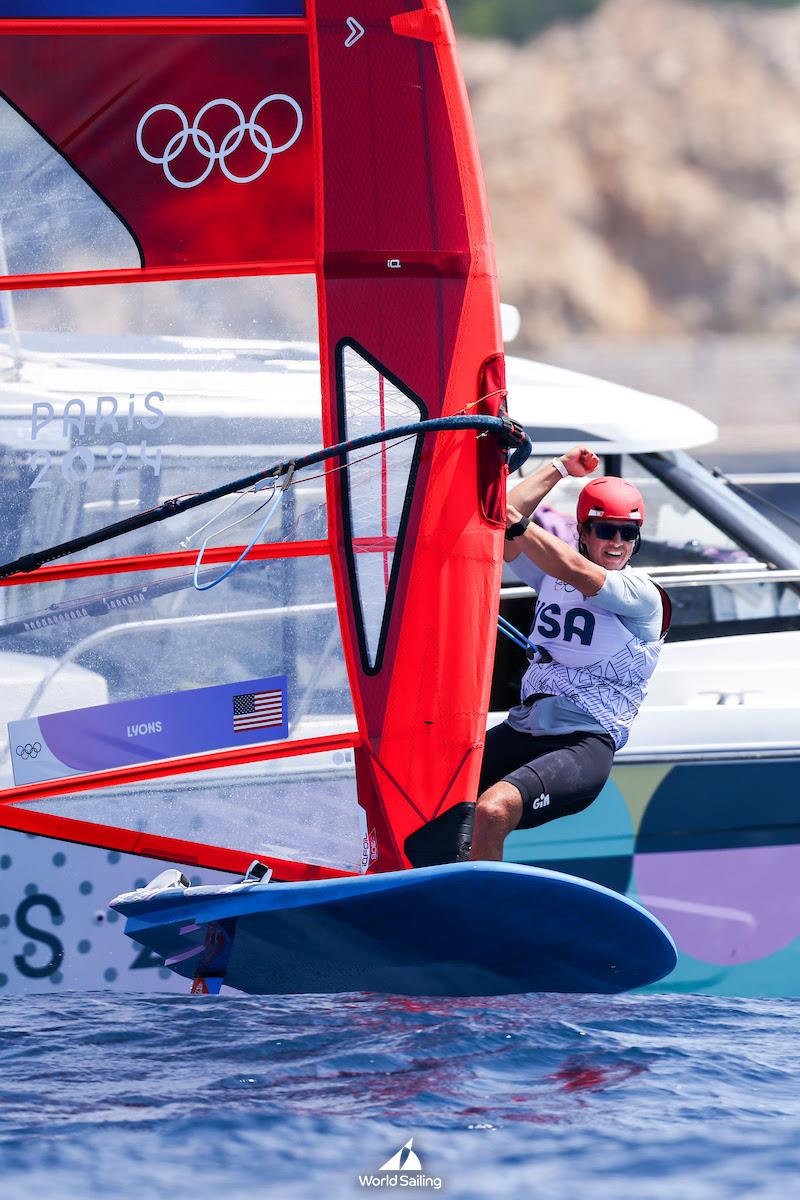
[588,521,639,542]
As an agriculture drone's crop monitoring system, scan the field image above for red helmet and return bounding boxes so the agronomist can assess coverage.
[577,477,645,526]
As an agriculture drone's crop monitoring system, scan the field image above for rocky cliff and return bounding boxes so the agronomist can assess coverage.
[461,0,800,350]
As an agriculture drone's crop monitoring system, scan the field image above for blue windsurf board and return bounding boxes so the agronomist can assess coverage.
[110,861,677,996]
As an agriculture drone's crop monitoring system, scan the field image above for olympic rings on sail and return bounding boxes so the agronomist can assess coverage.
[136,96,304,189]
[15,742,42,760]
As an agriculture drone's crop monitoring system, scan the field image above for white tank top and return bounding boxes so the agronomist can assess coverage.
[518,573,664,750]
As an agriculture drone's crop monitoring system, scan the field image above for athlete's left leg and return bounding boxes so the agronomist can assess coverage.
[471,731,615,861]
[470,723,549,861]
[469,780,524,861]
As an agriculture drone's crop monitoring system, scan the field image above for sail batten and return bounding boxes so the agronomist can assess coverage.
[0,543,334,588]
[0,262,317,291]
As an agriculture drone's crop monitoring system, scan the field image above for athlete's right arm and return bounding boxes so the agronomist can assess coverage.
[504,446,599,564]
[508,517,606,593]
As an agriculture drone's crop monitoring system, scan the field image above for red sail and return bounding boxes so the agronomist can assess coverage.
[0,1,505,878]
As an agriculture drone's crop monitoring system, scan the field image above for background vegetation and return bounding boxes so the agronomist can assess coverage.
[448,0,798,42]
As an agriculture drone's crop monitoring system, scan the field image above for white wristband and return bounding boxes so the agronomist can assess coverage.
[551,457,569,479]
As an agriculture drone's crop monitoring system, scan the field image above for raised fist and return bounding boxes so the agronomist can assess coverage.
[559,446,599,478]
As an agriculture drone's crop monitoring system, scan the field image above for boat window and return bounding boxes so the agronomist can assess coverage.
[620,455,756,568]
[704,471,800,546]
[507,452,764,565]
[619,454,800,640]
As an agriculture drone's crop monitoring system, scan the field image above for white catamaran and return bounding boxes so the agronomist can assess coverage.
[0,1,677,997]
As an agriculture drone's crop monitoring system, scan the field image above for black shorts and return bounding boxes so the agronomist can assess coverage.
[478,720,615,831]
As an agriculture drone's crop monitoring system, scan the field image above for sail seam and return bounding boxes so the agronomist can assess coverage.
[430,744,480,820]
[362,745,427,824]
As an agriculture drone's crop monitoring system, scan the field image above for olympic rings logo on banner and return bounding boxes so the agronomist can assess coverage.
[16,742,42,760]
[135,96,304,189]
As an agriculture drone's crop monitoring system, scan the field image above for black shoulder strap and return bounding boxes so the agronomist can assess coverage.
[654,582,672,638]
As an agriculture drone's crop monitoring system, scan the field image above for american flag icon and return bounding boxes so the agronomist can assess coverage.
[232,688,284,733]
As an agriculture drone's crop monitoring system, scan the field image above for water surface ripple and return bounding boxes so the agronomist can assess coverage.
[1,992,798,1198]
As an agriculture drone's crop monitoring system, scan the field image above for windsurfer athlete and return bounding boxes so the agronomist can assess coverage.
[470,447,669,861]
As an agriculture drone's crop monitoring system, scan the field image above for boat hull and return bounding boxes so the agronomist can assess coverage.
[507,754,800,996]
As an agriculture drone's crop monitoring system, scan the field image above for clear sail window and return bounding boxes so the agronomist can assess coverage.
[0,97,140,278]
[0,274,322,563]
[0,556,356,791]
[18,750,364,875]
[338,340,424,670]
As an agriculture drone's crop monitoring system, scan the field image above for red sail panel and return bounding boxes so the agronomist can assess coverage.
[312,0,505,870]
[0,32,315,273]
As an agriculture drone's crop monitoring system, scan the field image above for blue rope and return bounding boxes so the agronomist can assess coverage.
[192,489,285,592]
[497,613,539,657]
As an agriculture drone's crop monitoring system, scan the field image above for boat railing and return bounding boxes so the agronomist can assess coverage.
[501,565,800,596]
[727,472,800,486]
[618,745,800,764]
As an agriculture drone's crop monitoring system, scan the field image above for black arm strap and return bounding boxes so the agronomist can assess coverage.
[504,515,530,541]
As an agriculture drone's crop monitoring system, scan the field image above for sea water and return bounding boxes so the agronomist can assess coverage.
[0,992,798,1199]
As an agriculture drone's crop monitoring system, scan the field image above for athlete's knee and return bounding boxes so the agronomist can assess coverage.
[475,783,522,833]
